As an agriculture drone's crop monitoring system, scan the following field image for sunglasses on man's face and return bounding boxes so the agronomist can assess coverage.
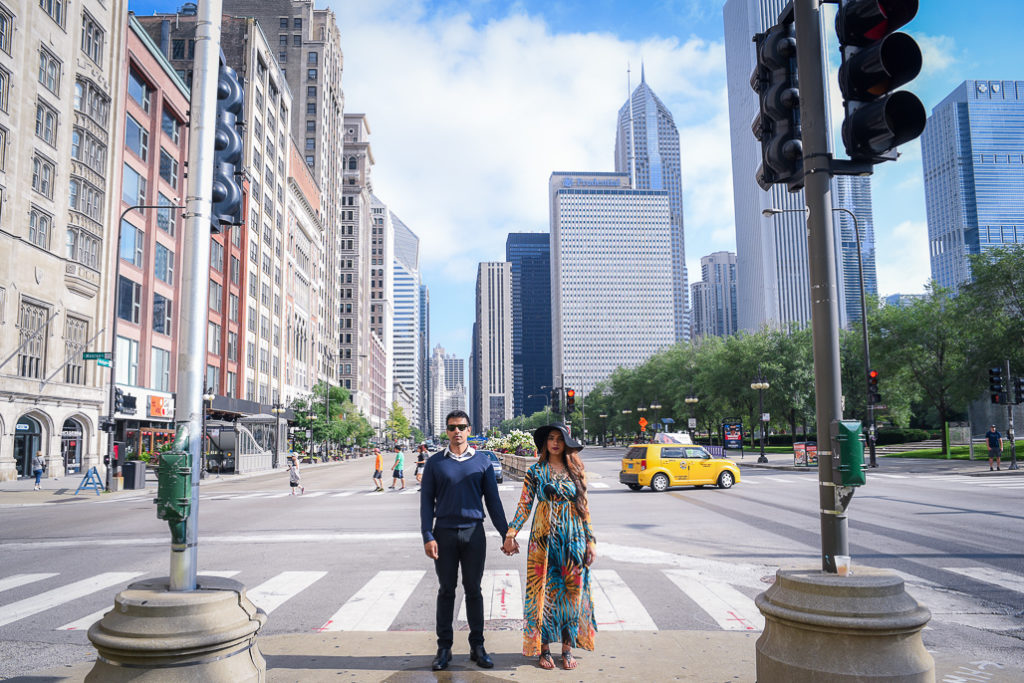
[446,424,470,432]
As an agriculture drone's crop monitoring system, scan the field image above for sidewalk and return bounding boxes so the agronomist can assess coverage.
[734,448,1024,476]
[13,629,1017,682]
[0,457,361,508]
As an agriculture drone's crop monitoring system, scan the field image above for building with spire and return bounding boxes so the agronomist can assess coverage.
[615,66,689,341]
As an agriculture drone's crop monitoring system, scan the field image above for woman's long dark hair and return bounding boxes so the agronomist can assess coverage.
[539,443,588,519]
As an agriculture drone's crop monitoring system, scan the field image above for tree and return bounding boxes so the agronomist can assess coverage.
[386,402,413,444]
[961,246,1024,385]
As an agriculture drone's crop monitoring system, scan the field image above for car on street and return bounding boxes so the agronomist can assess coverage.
[477,449,503,483]
[619,443,740,492]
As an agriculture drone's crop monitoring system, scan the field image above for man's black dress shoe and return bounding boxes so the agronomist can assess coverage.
[469,645,494,668]
[431,648,452,671]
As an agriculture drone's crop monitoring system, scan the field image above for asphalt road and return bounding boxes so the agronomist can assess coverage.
[2,448,1022,679]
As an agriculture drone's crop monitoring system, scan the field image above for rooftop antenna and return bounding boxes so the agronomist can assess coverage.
[628,62,636,189]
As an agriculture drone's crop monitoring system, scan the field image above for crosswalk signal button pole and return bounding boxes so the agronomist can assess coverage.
[835,0,926,163]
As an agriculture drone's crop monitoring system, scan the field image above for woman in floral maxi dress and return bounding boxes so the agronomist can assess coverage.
[503,424,596,670]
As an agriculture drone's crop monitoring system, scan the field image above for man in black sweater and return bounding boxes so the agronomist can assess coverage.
[420,410,511,671]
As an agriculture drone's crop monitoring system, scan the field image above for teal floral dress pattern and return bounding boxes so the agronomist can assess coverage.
[508,461,597,655]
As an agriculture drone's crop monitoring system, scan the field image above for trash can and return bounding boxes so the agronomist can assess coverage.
[122,460,147,489]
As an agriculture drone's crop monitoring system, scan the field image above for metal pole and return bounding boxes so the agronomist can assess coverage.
[794,0,848,574]
[107,204,176,492]
[1008,360,1018,470]
[759,387,767,462]
[169,0,221,592]
[834,206,876,467]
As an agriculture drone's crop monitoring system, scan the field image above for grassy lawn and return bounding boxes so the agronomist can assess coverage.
[880,446,977,460]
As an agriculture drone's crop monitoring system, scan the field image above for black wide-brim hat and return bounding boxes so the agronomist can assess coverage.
[533,424,584,452]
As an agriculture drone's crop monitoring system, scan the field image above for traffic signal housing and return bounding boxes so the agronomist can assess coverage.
[550,389,560,413]
[1015,376,1024,405]
[211,59,244,234]
[751,17,803,191]
[566,389,576,413]
[867,369,881,405]
[989,367,1005,404]
[835,0,926,163]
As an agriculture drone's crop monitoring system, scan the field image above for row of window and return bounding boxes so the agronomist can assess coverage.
[15,298,88,385]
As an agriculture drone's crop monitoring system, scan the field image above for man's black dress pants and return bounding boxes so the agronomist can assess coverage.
[433,523,486,649]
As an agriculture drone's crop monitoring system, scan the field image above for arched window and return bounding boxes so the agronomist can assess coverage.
[347,156,356,170]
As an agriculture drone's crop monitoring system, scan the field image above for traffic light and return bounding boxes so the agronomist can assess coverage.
[566,389,576,413]
[989,367,1005,404]
[114,387,125,413]
[1015,376,1024,405]
[550,389,560,413]
[835,0,926,163]
[867,369,881,405]
[211,57,244,234]
[750,17,803,192]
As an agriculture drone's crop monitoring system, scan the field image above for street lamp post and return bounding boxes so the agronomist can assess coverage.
[763,205,877,467]
[271,402,285,469]
[201,389,215,478]
[105,203,183,492]
[685,394,699,440]
[751,368,770,463]
[598,413,608,446]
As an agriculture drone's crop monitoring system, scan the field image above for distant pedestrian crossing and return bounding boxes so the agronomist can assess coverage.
[3,563,1021,638]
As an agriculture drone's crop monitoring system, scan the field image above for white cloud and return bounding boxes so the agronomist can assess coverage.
[875,220,931,296]
[914,34,959,78]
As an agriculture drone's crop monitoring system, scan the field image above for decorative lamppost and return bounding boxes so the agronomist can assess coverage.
[684,394,699,440]
[271,402,285,469]
[598,413,608,446]
[751,369,770,463]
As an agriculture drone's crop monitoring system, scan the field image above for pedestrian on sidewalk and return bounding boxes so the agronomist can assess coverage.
[504,424,596,671]
[389,445,406,490]
[372,448,384,491]
[288,455,304,495]
[985,425,1003,471]
[31,451,45,490]
[421,410,511,671]
[415,443,428,488]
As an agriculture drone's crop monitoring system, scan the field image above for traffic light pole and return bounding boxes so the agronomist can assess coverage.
[169,0,222,592]
[794,0,849,574]
[1008,360,1018,470]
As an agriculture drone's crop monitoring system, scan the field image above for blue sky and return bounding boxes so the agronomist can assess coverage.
[130,0,1022,367]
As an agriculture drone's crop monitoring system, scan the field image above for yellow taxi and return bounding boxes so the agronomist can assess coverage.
[619,443,741,492]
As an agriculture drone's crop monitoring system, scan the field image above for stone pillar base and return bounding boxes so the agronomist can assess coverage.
[755,567,933,682]
[87,576,267,682]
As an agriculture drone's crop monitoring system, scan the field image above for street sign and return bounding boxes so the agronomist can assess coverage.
[97,358,112,368]
[872,405,887,411]
[762,412,770,422]
[638,417,648,428]
[688,418,697,429]
[83,351,110,360]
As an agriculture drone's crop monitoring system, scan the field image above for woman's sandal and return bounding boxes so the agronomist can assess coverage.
[561,650,578,670]
[539,651,556,670]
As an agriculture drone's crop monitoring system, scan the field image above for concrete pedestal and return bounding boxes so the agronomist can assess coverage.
[755,567,933,682]
[86,575,267,681]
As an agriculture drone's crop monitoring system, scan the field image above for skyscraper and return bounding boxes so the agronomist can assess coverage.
[550,172,674,395]
[506,233,551,418]
[922,80,1024,293]
[473,262,514,432]
[392,214,421,430]
[430,345,466,436]
[723,0,877,330]
[691,251,739,339]
[615,68,689,341]
[419,285,431,435]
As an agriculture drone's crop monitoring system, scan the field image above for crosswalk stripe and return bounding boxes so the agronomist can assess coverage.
[663,569,764,632]
[0,572,144,629]
[332,491,356,498]
[299,491,327,498]
[591,569,657,631]
[590,482,610,489]
[458,570,523,622]
[870,473,908,478]
[247,571,327,614]
[231,492,271,499]
[498,485,516,491]
[266,492,292,498]
[943,566,1024,594]
[398,489,417,495]
[55,571,242,632]
[0,573,59,594]
[979,482,1024,487]
[317,570,425,632]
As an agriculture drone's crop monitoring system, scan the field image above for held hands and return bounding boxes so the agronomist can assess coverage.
[502,537,520,556]
[584,543,596,567]
[424,540,439,560]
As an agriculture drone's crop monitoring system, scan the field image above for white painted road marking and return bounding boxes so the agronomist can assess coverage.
[331,491,356,497]
[591,569,657,631]
[247,571,327,614]
[317,570,425,632]
[458,570,523,622]
[943,566,1024,594]
[0,572,144,629]
[663,569,764,631]
[0,573,58,594]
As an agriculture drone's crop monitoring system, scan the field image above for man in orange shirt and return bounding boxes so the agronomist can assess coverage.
[372,448,384,491]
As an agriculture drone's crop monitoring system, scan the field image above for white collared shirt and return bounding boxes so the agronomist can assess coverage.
[444,445,476,463]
